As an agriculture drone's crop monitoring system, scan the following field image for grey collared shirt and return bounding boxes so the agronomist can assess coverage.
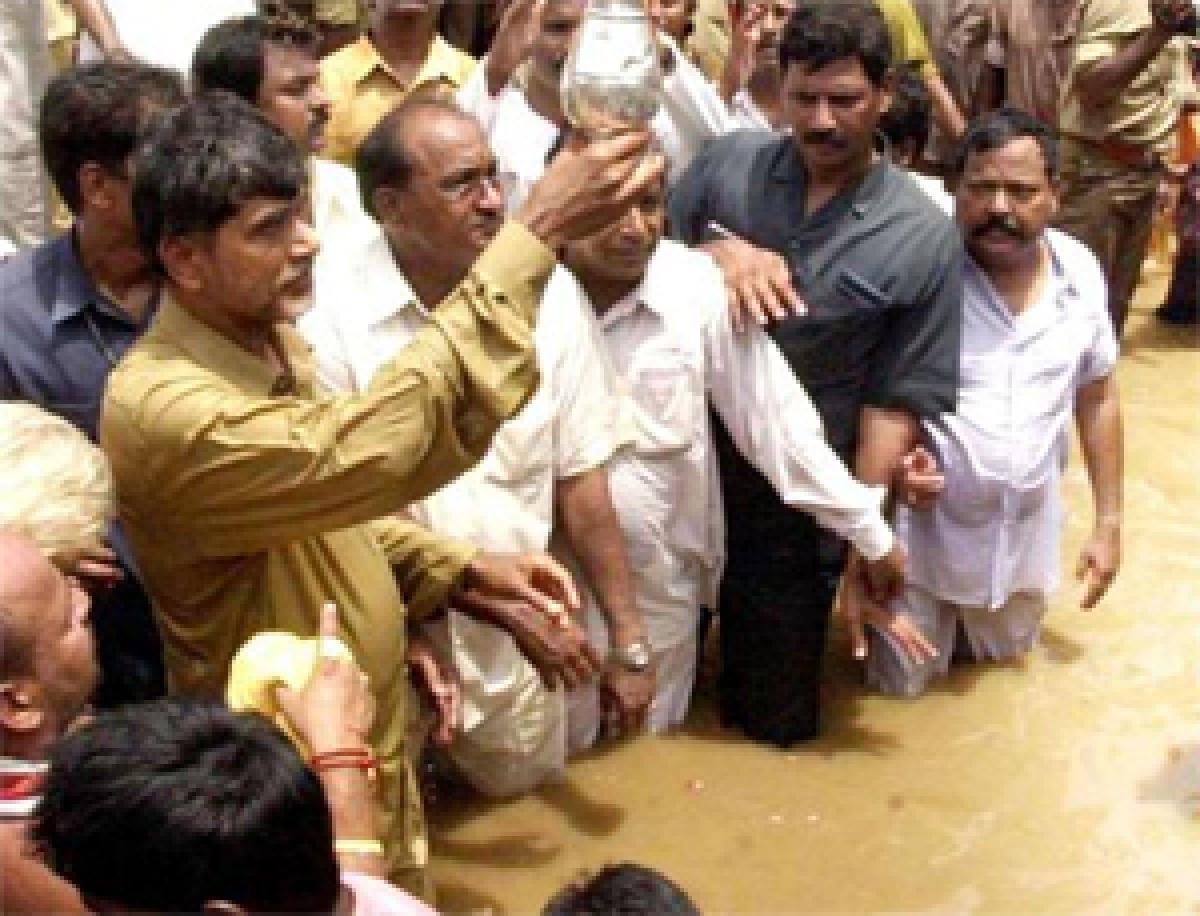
[668,130,962,458]
[0,232,153,440]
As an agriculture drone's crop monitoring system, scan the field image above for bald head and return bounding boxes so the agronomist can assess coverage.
[0,532,97,751]
[0,533,60,677]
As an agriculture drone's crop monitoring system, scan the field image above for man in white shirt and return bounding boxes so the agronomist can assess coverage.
[860,108,1123,696]
[456,0,732,211]
[559,172,922,728]
[304,97,655,795]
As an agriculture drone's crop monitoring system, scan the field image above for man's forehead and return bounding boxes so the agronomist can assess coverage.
[783,56,874,88]
[407,113,492,174]
[963,136,1051,178]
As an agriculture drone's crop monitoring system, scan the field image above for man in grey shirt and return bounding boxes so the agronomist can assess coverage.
[668,0,961,746]
[0,62,185,705]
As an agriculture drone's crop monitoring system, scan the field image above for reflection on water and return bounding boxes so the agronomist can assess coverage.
[428,271,1200,914]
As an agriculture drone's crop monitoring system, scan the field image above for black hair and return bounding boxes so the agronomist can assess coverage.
[354,94,474,218]
[191,13,319,104]
[779,0,893,87]
[131,91,307,275]
[543,864,701,915]
[950,107,1059,178]
[879,62,931,160]
[38,62,186,215]
[30,698,340,913]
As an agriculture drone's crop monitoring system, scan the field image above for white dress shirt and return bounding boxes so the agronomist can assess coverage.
[585,240,893,648]
[901,229,1119,609]
[79,0,257,74]
[299,231,618,782]
[457,40,732,211]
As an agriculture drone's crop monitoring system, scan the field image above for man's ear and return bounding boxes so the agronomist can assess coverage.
[0,680,46,734]
[159,234,210,294]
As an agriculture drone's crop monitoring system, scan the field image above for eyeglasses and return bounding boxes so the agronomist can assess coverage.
[441,170,519,203]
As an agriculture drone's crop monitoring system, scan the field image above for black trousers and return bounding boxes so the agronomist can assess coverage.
[712,406,849,745]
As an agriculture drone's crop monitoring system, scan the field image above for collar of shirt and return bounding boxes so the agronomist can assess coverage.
[596,245,676,330]
[357,233,427,330]
[48,232,146,328]
[766,133,895,220]
[151,294,316,398]
[965,229,1081,330]
[342,33,465,89]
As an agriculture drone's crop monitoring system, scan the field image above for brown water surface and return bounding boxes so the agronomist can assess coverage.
[428,268,1200,914]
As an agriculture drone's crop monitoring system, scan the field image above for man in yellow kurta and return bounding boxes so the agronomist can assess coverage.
[320,0,475,164]
[100,93,656,900]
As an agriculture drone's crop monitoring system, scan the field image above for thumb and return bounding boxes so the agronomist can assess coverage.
[315,601,340,676]
[1074,549,1090,582]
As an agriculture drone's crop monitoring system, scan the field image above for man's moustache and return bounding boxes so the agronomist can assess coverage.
[972,217,1026,241]
[801,131,847,148]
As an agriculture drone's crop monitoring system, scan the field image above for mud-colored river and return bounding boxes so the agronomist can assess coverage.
[428,265,1200,914]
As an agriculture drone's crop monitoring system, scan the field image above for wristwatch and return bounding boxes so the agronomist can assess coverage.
[611,640,652,673]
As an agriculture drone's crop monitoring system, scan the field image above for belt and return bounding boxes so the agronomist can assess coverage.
[1063,132,1165,171]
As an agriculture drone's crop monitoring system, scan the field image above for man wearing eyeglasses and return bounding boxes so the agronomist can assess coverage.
[303,96,656,797]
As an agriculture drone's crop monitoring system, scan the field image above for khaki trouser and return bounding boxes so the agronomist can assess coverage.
[1055,138,1161,332]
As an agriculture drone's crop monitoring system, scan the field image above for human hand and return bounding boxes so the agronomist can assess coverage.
[896,445,945,509]
[599,662,656,736]
[486,0,542,93]
[839,554,935,665]
[724,2,767,96]
[275,603,375,755]
[862,541,906,604]
[62,543,124,592]
[516,131,665,248]
[407,633,461,748]
[453,552,603,689]
[1076,520,1120,609]
[699,233,806,331]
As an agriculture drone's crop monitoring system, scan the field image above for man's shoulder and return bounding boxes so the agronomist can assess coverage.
[876,164,961,250]
[1046,228,1107,295]
[644,240,727,323]
[0,237,67,329]
[698,128,785,166]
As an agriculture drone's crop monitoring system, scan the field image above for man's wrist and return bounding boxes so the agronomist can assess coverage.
[1095,513,1122,531]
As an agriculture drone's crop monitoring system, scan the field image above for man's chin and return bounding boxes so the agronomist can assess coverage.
[277,292,316,323]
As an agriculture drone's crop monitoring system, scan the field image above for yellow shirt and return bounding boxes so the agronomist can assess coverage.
[100,221,554,887]
[320,33,477,165]
[1059,0,1187,155]
[875,0,939,79]
[314,0,363,26]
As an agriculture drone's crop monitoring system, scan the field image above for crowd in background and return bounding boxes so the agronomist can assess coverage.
[0,0,1196,911]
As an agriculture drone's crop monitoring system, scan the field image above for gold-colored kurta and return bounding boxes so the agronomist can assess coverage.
[99,222,554,896]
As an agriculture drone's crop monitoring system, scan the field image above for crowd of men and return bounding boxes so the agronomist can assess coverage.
[0,0,1196,910]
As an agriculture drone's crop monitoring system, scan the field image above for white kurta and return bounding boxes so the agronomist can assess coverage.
[302,232,619,795]
[588,240,894,653]
[900,229,1119,610]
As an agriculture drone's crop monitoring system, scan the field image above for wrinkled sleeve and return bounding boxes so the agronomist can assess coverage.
[367,516,477,619]
[105,222,554,558]
[864,224,962,417]
[701,270,894,561]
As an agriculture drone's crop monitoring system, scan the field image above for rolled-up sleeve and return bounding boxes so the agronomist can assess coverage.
[864,226,962,418]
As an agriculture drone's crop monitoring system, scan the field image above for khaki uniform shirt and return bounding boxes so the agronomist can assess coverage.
[685,0,731,83]
[320,34,477,164]
[987,0,1081,124]
[876,0,939,79]
[1059,0,1188,154]
[100,222,554,884]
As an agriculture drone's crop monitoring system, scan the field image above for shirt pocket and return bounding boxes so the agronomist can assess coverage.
[624,355,700,458]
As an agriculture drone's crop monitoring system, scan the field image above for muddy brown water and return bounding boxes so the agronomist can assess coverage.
[428,266,1200,914]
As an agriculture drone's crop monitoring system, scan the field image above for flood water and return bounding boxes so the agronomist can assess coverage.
[427,265,1200,914]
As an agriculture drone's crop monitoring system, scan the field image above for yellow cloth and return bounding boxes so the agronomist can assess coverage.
[320,33,477,165]
[875,0,938,79]
[1059,0,1188,155]
[100,220,554,889]
[685,0,731,83]
[226,630,354,756]
[314,0,362,26]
